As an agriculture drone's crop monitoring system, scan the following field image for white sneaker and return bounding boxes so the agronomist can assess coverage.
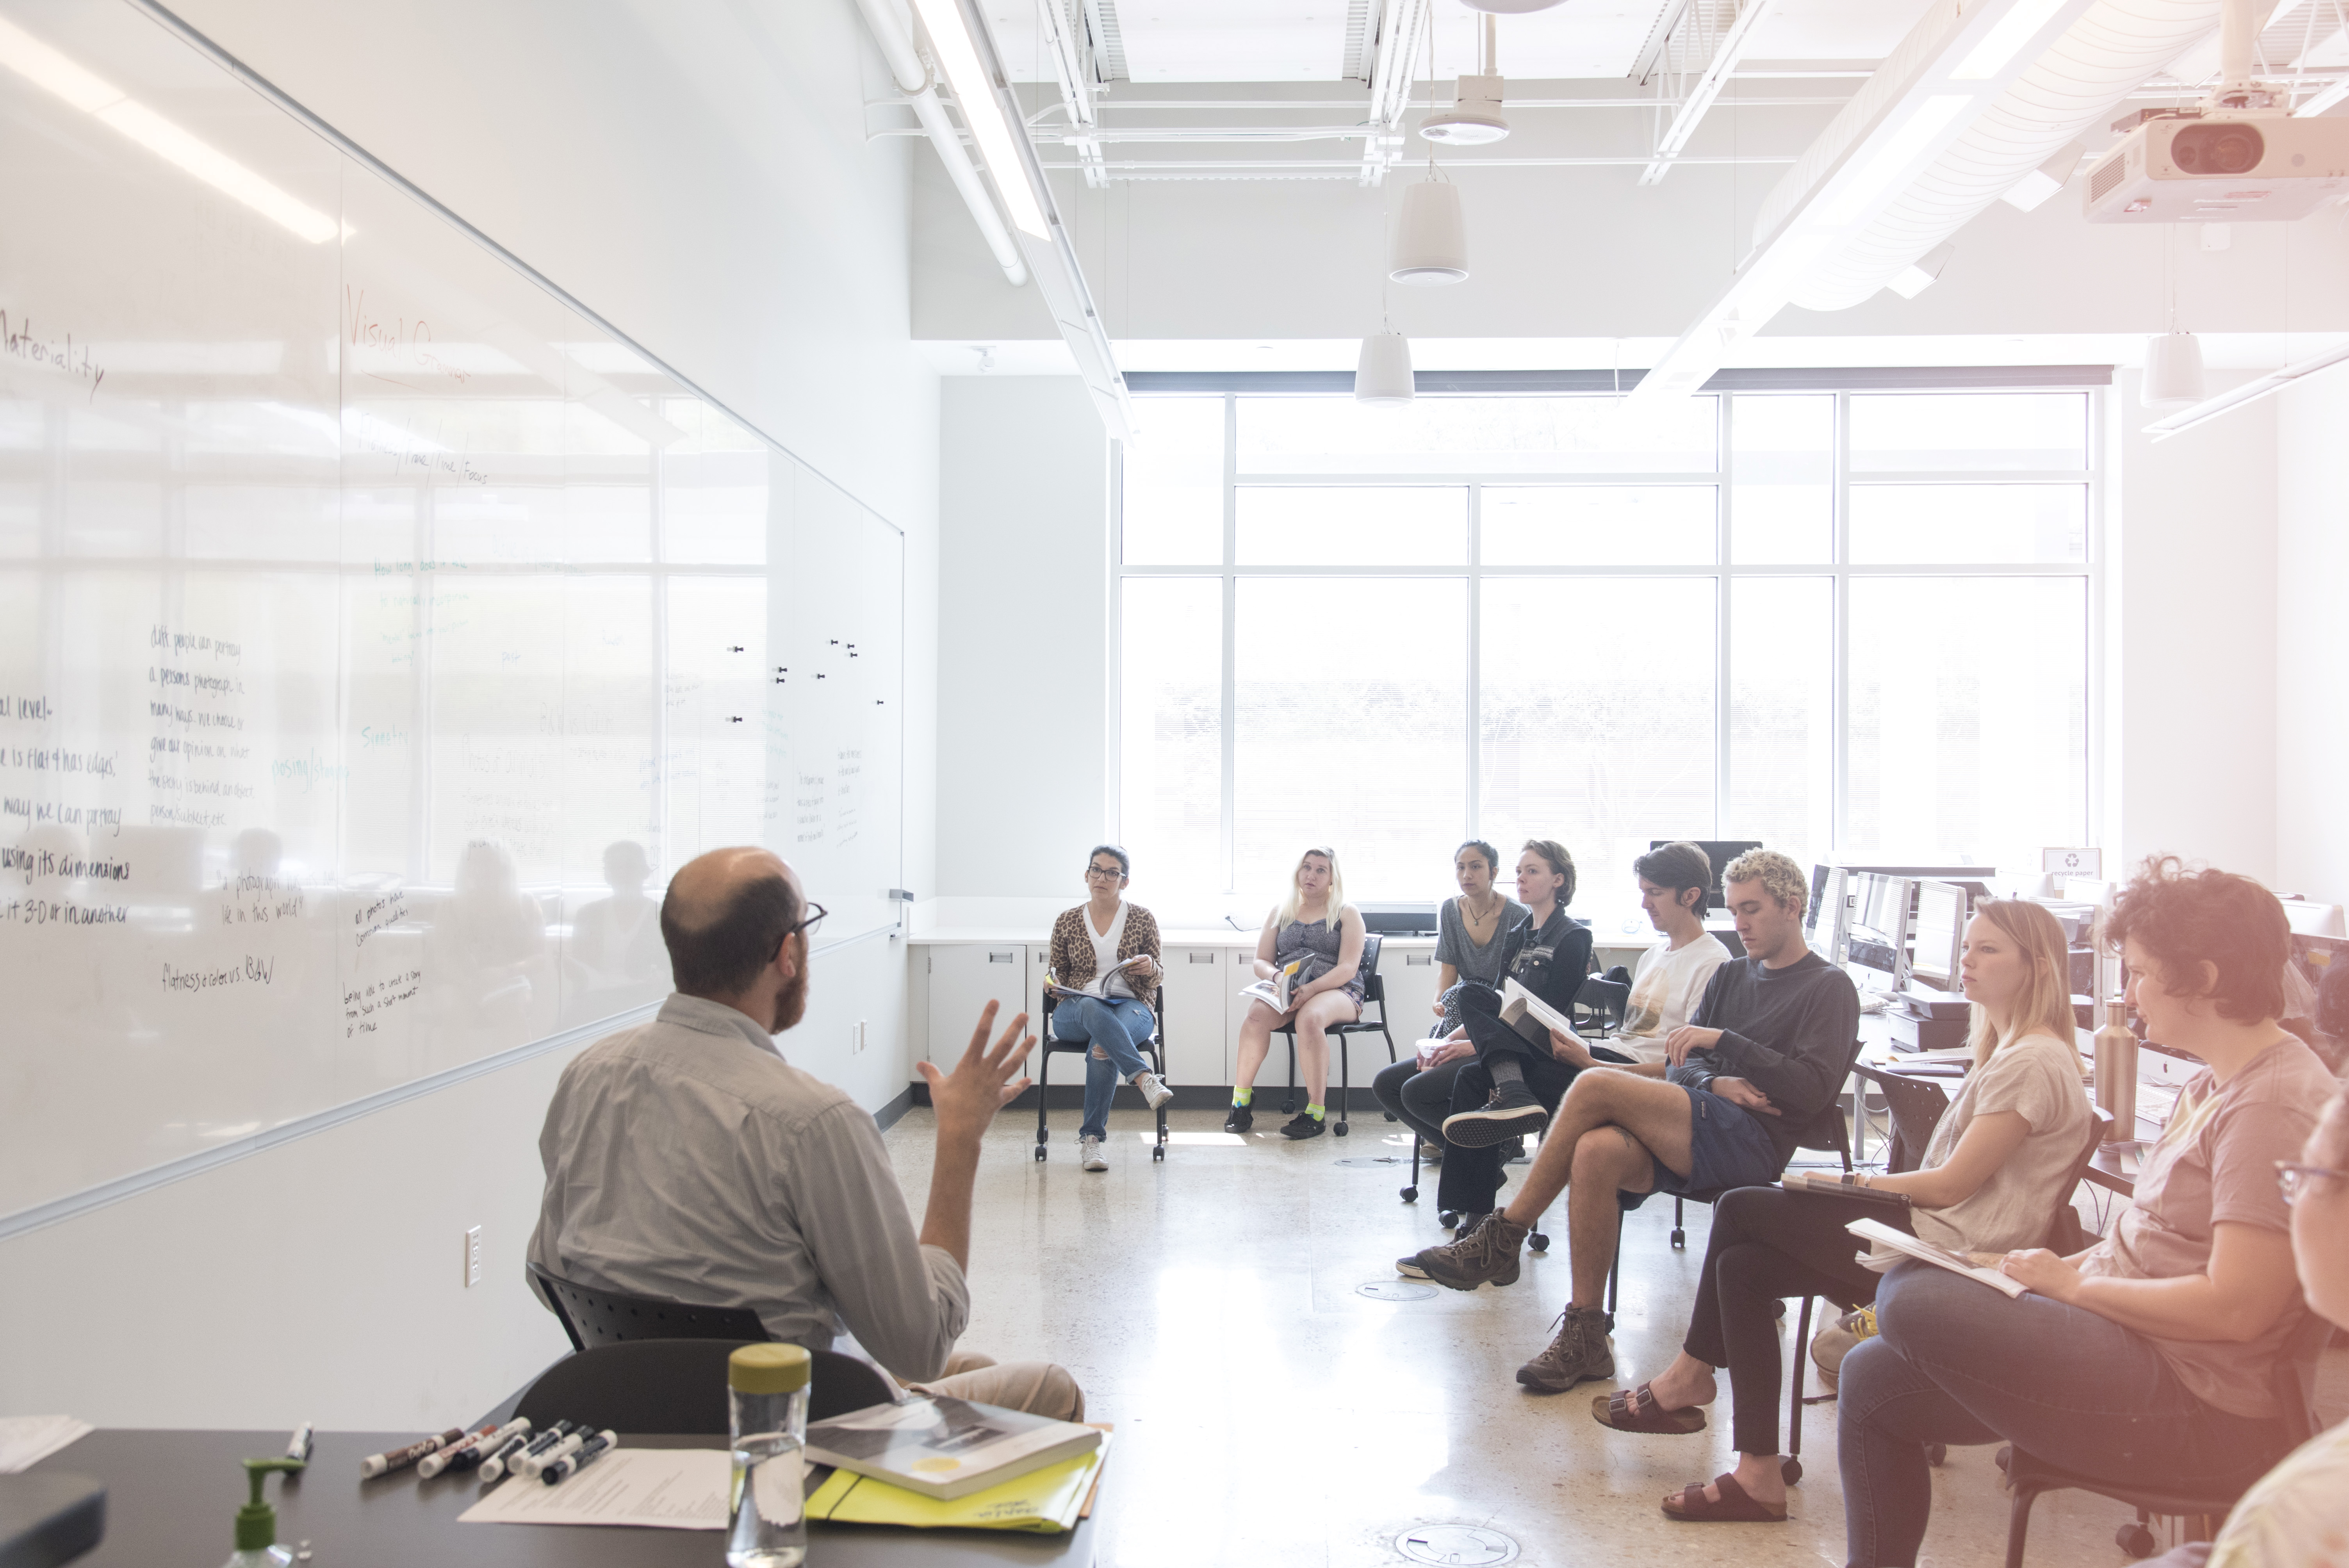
[1080,1136,1108,1171]
[1132,1069,1174,1112]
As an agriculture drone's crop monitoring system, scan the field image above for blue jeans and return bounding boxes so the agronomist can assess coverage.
[1837,1264,2290,1567]
[1053,996,1157,1141]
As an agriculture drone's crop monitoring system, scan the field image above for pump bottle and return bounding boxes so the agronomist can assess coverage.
[223,1456,305,1568]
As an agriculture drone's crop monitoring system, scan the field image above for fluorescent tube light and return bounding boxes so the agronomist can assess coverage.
[2145,338,2349,440]
[0,14,337,244]
[907,0,1049,239]
[1950,0,2072,80]
[1813,94,1975,228]
[2297,77,2349,118]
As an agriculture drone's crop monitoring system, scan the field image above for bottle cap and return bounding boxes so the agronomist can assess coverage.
[236,1457,305,1551]
[2107,1000,2127,1026]
[729,1343,811,1394]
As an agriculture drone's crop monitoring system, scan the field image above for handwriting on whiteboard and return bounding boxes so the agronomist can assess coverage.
[0,309,105,401]
[344,286,472,390]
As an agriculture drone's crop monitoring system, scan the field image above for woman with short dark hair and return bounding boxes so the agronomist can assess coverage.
[1835,857,2332,1566]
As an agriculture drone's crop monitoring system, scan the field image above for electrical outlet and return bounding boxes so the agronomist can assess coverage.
[851,1019,868,1053]
[464,1225,483,1288]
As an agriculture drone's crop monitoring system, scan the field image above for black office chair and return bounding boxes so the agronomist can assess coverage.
[1033,984,1169,1163]
[1276,931,1397,1136]
[513,1340,896,1433]
[1573,970,1631,1037]
[531,1263,771,1350]
[1873,1070,1955,1175]
[1999,1304,2333,1564]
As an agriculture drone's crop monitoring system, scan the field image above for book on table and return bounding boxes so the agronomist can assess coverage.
[1499,977,1584,1049]
[1844,1217,2026,1298]
[1236,958,1303,1012]
[806,1432,1112,1533]
[804,1396,1103,1501]
[1044,953,1151,1003]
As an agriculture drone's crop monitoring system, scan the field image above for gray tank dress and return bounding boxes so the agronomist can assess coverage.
[1273,916,1365,1009]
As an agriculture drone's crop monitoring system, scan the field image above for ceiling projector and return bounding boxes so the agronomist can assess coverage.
[2083,109,2349,223]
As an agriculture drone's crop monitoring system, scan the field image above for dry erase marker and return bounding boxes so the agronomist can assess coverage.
[518,1430,589,1480]
[514,1420,577,1461]
[540,1430,618,1484]
[474,1427,537,1483]
[419,1417,529,1479]
[286,1424,314,1464]
[360,1423,487,1479]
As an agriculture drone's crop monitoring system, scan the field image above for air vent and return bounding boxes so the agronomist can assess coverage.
[2090,150,2130,203]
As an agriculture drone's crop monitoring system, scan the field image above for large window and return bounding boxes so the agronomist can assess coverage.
[1116,388,2097,928]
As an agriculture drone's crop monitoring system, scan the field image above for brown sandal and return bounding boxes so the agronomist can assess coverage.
[1591,1383,1707,1435]
[1661,1472,1788,1523]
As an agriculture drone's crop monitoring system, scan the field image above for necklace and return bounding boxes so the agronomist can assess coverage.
[1460,893,1502,939]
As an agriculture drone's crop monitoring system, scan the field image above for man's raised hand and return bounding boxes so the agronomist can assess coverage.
[916,1000,1035,1142]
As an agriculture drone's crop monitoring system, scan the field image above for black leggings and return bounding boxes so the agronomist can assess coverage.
[1682,1185,1913,1456]
[1371,1055,1463,1147]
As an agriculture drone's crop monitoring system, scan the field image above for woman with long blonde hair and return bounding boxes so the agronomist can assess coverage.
[1592,896,2094,1525]
[1229,846,1366,1140]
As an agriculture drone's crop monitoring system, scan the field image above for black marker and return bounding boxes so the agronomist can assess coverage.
[541,1431,619,1484]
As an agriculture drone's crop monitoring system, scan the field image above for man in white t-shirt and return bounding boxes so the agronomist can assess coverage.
[1554,841,1731,1076]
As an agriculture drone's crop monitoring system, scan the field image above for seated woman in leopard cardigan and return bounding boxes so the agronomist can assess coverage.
[1047,845,1167,1172]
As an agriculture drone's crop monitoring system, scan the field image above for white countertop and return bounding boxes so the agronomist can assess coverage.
[907,925,1675,948]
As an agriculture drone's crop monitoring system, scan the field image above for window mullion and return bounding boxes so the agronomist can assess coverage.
[1831,389,1852,860]
[1716,392,1732,843]
[1220,393,1238,898]
[1467,481,1482,843]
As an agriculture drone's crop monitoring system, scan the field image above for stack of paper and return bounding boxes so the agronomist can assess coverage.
[459,1449,731,1529]
[806,1434,1110,1534]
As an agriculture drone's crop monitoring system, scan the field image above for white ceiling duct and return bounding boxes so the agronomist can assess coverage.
[1761,0,2232,312]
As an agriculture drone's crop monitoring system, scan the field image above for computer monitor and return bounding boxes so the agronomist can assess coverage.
[1909,879,1967,993]
[1844,872,1911,992]
[1650,840,1764,914]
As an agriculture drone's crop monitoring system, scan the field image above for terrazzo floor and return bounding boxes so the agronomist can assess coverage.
[879,1102,2236,1568]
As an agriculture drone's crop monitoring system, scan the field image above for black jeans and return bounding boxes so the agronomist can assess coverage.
[1371,1056,1463,1147]
[1683,1185,1909,1457]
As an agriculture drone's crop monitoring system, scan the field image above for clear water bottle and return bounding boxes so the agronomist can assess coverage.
[728,1343,811,1568]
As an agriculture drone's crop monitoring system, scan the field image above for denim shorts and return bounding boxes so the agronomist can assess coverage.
[1621,1085,1783,1209]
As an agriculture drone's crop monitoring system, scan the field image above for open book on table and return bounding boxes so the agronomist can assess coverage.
[1237,958,1304,1012]
[1500,977,1586,1049]
[805,1395,1103,1502]
[1044,952,1151,1002]
[1845,1216,2026,1297]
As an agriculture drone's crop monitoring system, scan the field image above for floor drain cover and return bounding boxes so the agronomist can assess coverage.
[1333,1155,1409,1167]
[1395,1525,1520,1566]
[1356,1280,1438,1302]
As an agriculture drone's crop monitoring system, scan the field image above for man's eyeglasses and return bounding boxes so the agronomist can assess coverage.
[2275,1162,2347,1205]
[790,902,828,939]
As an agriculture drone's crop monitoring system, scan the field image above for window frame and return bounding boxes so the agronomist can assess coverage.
[1109,384,2105,897]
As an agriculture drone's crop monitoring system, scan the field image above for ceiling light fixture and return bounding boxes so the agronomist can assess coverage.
[2000,140,2086,211]
[2145,337,2349,439]
[1422,14,1509,145]
[1354,331,1414,406]
[1390,179,1468,284]
[2140,331,2204,407]
[1886,241,1955,299]
[907,0,1050,238]
[0,13,337,244]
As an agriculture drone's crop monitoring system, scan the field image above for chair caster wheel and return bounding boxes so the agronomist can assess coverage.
[1152,1146,1165,1163]
[1400,1186,1418,1202]
[1383,1112,1398,1121]
[1333,1121,1349,1137]
[1528,1232,1549,1253]
[1033,1146,1046,1162]
[1439,1209,1461,1228]
[2117,1523,2157,1558]
[1670,1228,1686,1248]
[1280,1098,1296,1114]
[1780,1457,1803,1486]
[1925,1443,1946,1467]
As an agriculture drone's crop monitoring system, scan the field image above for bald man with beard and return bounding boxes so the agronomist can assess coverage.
[528,846,1082,1417]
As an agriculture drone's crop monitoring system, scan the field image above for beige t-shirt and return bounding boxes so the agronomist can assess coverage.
[2206,1418,2349,1567]
[1910,1029,2093,1254]
[2079,1035,2333,1419]
[1612,934,1732,1066]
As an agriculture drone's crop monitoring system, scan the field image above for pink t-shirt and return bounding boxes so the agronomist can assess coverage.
[2079,1035,2334,1418]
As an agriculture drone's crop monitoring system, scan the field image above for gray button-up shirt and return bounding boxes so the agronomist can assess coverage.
[527,993,969,1380]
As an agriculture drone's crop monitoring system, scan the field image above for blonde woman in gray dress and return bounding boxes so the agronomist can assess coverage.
[1228,846,1367,1141]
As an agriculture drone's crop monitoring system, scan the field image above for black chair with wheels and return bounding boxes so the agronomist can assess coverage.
[512,1339,896,1433]
[531,1263,770,1349]
[1276,932,1397,1137]
[1032,984,1169,1163]
[1999,1304,2333,1564]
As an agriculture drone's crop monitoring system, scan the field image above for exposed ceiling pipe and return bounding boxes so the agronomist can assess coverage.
[1641,0,1787,185]
[852,0,1029,287]
[1775,0,2237,312]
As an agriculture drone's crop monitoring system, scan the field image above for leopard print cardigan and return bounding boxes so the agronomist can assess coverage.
[1048,902,1163,1002]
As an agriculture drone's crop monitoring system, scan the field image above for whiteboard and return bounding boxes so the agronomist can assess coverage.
[0,0,903,1225]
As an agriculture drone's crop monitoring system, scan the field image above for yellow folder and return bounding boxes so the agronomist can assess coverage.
[806,1434,1110,1534]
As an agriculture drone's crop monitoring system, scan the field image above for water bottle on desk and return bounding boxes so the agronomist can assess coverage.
[2093,1000,2138,1150]
[728,1343,811,1568]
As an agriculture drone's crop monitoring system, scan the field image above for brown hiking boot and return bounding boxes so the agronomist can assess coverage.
[1516,1306,1617,1392]
[1411,1210,1529,1290]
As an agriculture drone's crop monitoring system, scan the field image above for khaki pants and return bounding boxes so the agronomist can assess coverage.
[907,1350,1085,1422]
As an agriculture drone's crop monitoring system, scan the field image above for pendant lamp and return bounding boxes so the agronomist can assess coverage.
[2142,331,2204,408]
[1391,181,1468,285]
[1355,332,1414,407]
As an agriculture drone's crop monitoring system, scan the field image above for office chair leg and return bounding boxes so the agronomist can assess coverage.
[1151,1042,1167,1163]
[1033,1048,1050,1161]
[1402,1134,1419,1202]
[1607,1225,1620,1317]
[1672,1195,1686,1249]
[1282,1035,1297,1115]
[1783,1294,1816,1484]
[1333,1041,1350,1136]
[2003,1482,2044,1568]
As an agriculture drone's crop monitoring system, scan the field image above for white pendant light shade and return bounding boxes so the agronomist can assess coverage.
[1422,76,1510,145]
[1390,181,1468,286]
[2142,331,2204,408]
[1355,332,1414,407]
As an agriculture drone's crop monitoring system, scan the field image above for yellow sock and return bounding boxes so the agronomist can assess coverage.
[1307,1103,1325,1120]
[1232,1087,1252,1107]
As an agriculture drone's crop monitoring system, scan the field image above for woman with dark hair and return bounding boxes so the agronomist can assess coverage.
[1373,840,1525,1163]
[1836,857,2333,1568]
[1046,844,1166,1173]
